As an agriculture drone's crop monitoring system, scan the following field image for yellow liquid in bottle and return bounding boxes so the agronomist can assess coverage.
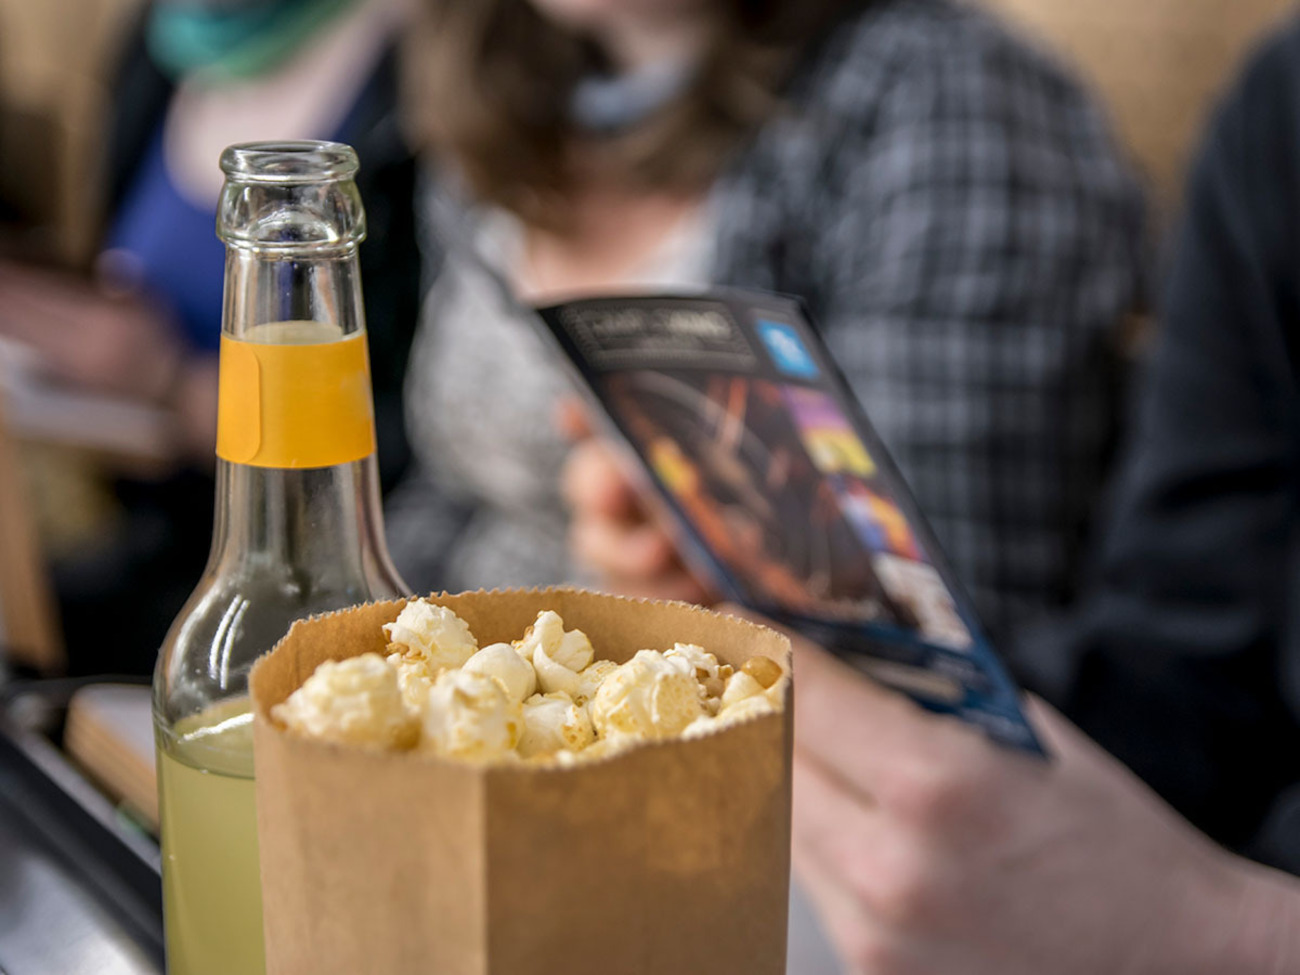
[157,698,265,975]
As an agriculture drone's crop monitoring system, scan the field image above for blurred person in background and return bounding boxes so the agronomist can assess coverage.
[1013,15,1300,879]
[387,0,1144,650]
[744,18,1300,972]
[0,0,421,676]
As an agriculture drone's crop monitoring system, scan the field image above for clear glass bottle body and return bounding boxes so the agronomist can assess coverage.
[153,142,408,975]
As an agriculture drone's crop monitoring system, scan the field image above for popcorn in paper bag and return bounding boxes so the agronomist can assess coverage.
[250,589,796,975]
[272,599,788,764]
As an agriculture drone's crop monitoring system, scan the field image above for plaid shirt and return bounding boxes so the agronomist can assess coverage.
[709,0,1146,639]
[392,0,1146,645]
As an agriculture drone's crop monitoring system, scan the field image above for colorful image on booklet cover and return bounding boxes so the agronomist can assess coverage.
[536,290,1044,755]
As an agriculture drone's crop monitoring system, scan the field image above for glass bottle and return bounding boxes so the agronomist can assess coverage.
[152,141,409,975]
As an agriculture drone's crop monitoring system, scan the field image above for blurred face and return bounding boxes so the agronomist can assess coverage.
[527,0,715,33]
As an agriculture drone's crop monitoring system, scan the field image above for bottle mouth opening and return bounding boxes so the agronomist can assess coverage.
[220,141,359,184]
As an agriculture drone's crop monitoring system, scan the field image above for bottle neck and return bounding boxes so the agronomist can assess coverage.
[207,243,407,601]
[206,457,405,604]
[222,243,364,340]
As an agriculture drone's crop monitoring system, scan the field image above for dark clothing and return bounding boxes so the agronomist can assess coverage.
[107,127,228,352]
[708,0,1143,641]
[1022,21,1300,875]
[53,15,420,676]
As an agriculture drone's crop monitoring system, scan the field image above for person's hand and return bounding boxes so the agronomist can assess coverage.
[0,260,181,401]
[557,401,711,603]
[777,623,1300,975]
[562,436,711,602]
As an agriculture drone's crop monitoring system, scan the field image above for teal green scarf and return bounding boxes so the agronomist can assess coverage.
[148,0,357,80]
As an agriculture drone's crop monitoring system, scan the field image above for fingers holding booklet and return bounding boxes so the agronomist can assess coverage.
[564,435,713,604]
[771,623,1300,975]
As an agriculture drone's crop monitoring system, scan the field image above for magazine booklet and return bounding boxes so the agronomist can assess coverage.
[536,290,1045,755]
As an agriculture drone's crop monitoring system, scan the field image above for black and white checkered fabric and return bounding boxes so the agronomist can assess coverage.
[709,0,1146,638]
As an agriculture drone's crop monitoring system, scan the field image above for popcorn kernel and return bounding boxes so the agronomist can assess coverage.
[741,657,783,690]
[273,653,417,750]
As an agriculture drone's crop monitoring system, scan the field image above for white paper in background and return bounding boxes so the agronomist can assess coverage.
[0,336,171,461]
[72,685,154,764]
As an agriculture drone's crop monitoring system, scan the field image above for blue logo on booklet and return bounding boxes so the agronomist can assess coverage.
[757,320,820,379]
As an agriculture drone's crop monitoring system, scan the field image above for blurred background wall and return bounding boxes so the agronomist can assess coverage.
[0,0,1293,267]
[0,0,142,268]
[980,0,1296,220]
[0,0,144,674]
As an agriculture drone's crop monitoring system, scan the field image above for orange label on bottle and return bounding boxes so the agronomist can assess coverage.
[216,330,376,469]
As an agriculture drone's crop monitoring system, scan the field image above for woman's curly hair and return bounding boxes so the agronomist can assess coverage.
[405,0,866,229]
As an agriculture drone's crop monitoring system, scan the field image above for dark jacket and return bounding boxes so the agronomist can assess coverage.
[1024,19,1300,874]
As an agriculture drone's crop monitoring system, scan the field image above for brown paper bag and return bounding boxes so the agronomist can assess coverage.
[250,587,793,975]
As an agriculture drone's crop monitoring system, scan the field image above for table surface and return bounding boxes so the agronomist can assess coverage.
[0,714,163,975]
[0,697,845,975]
[0,803,161,975]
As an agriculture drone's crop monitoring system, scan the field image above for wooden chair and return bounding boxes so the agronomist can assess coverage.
[0,394,64,673]
[0,0,143,265]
